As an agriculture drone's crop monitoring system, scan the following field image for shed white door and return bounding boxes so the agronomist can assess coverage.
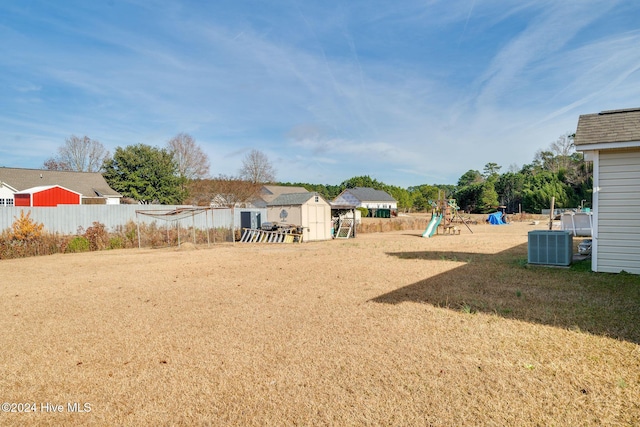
[305,203,330,241]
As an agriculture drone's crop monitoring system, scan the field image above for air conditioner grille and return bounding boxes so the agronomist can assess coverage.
[528,230,573,266]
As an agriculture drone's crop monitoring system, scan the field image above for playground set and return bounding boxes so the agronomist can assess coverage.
[422,196,473,238]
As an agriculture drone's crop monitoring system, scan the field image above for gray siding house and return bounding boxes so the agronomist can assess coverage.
[333,187,397,211]
[574,108,640,274]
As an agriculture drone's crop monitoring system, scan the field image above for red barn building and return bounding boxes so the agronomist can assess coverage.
[14,185,82,207]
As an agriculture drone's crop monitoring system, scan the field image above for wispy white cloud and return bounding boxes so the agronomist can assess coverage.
[472,3,614,108]
[1,0,639,186]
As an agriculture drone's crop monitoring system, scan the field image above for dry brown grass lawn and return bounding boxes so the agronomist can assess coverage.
[1,220,639,426]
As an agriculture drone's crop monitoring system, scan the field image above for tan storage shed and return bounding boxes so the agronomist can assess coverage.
[266,192,332,242]
[575,107,640,274]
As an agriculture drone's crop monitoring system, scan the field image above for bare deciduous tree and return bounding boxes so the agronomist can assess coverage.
[186,175,260,207]
[549,132,575,172]
[549,133,575,158]
[43,135,110,172]
[239,149,276,184]
[534,133,576,173]
[43,157,70,171]
[167,133,210,180]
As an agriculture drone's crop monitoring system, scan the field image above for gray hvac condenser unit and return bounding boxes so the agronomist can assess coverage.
[528,230,573,266]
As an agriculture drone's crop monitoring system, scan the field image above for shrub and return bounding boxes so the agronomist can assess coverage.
[124,221,137,246]
[66,236,90,253]
[108,236,125,249]
[146,222,167,248]
[40,232,64,256]
[111,221,138,248]
[356,207,369,218]
[0,230,17,259]
[11,211,44,243]
[0,211,47,258]
[84,222,109,251]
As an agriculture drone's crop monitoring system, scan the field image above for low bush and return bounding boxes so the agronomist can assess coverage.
[108,236,125,250]
[1,217,232,259]
[356,207,369,218]
[66,236,90,253]
[11,211,44,242]
[84,222,110,251]
[0,212,48,258]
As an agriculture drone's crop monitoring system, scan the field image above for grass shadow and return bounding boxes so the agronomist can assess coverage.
[372,243,640,344]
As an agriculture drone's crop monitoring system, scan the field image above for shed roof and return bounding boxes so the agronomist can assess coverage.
[260,185,309,204]
[267,192,323,206]
[343,187,396,202]
[0,167,121,198]
[575,108,640,146]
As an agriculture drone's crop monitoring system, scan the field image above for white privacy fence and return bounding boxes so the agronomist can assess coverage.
[0,205,266,235]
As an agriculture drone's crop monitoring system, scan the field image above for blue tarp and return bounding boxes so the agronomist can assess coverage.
[487,211,506,225]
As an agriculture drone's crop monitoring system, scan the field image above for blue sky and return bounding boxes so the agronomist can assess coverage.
[2,1,640,187]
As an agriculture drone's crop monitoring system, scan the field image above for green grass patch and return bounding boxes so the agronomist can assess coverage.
[66,236,90,253]
[382,244,640,343]
[570,258,592,272]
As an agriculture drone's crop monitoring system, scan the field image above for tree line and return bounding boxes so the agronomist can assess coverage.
[280,133,591,214]
[453,133,591,214]
[43,132,591,213]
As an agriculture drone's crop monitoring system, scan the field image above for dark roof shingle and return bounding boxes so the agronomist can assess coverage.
[260,185,308,203]
[267,192,318,206]
[575,108,640,146]
[344,187,396,202]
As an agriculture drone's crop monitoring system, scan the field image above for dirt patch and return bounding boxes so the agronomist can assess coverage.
[175,242,197,251]
[0,221,638,426]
